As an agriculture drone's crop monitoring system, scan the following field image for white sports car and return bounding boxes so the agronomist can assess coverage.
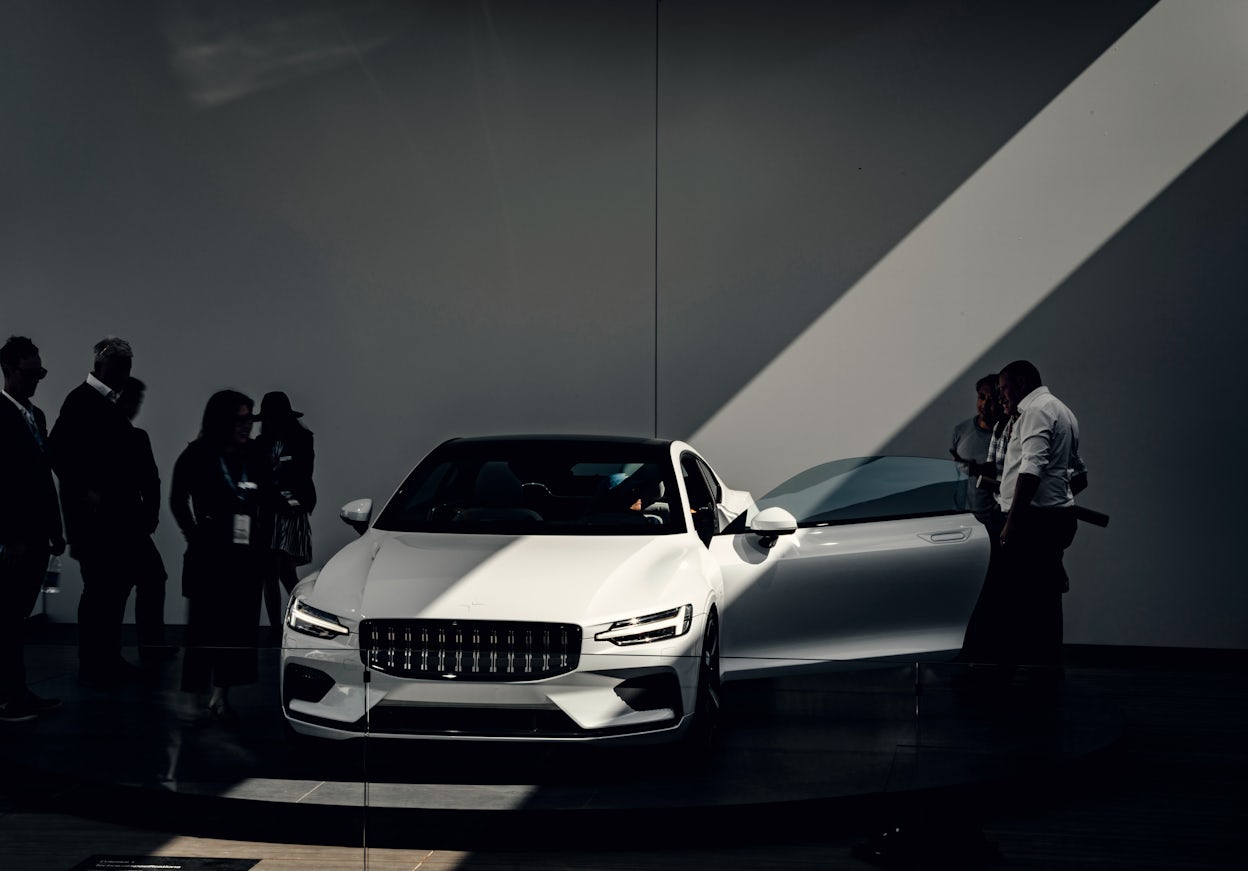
[281,436,989,743]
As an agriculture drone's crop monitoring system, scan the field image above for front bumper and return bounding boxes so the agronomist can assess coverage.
[281,638,702,743]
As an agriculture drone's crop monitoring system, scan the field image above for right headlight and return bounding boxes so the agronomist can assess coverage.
[286,596,350,640]
[594,604,693,646]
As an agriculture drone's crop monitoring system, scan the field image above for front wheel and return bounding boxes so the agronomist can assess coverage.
[684,608,721,756]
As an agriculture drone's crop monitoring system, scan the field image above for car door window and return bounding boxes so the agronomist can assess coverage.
[756,456,972,526]
[693,457,722,504]
[681,453,722,544]
[681,455,715,509]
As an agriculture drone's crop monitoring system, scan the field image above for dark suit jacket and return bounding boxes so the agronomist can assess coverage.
[130,427,161,536]
[0,397,63,548]
[259,426,316,513]
[49,381,139,547]
[170,438,267,550]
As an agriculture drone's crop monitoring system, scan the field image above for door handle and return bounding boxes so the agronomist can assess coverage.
[919,528,970,543]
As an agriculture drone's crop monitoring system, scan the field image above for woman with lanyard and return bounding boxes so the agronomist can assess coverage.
[170,389,266,721]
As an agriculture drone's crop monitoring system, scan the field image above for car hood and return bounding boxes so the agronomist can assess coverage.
[309,531,704,625]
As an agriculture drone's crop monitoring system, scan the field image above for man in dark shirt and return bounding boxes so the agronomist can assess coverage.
[49,337,142,686]
[117,377,174,662]
[0,336,65,721]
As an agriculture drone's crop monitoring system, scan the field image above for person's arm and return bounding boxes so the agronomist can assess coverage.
[297,435,316,513]
[1000,472,1040,546]
[1070,444,1088,495]
[0,414,25,560]
[136,430,161,534]
[967,458,994,478]
[33,408,65,555]
[169,445,198,542]
[48,397,89,546]
[951,426,992,477]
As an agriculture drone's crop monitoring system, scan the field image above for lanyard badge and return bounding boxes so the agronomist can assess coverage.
[221,457,258,545]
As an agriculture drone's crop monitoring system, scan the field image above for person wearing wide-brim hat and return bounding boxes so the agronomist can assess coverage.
[256,391,303,423]
[254,391,315,643]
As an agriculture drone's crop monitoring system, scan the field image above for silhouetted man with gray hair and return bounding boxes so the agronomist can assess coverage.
[50,336,143,686]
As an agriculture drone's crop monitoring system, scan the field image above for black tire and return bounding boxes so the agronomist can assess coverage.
[684,608,721,756]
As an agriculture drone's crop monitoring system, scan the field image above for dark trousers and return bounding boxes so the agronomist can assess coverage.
[132,536,169,648]
[76,544,137,676]
[959,511,1004,664]
[181,544,263,691]
[960,508,1075,669]
[1006,507,1076,668]
[0,543,49,702]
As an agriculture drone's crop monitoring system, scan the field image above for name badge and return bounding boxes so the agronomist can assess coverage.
[233,514,251,545]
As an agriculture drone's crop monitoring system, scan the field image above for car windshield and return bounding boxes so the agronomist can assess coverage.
[374,439,686,535]
[755,456,973,526]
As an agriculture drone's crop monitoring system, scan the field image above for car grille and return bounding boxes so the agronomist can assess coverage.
[359,619,582,681]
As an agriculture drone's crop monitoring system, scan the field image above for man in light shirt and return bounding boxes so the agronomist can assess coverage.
[949,373,999,524]
[995,359,1086,673]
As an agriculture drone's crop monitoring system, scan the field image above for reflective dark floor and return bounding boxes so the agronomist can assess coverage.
[4,637,1245,870]
[1,630,1123,850]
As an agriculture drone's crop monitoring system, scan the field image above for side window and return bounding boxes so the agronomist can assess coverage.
[680,455,715,510]
[756,456,972,527]
[681,453,720,545]
[693,457,722,504]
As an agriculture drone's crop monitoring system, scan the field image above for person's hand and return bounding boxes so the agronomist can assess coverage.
[999,516,1013,548]
[184,525,207,550]
[1,541,27,565]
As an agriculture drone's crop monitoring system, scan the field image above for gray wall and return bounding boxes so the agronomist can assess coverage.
[4,1,1245,649]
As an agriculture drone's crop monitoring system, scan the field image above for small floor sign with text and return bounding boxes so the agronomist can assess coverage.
[70,858,259,871]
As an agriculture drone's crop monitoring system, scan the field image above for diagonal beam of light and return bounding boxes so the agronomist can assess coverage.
[693,0,1248,494]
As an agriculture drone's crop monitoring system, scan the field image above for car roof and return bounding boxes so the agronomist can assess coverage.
[443,434,674,449]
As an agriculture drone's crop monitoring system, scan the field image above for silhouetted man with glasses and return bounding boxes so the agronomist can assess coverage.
[0,336,64,721]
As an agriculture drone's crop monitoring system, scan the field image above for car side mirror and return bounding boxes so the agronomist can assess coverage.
[340,498,373,536]
[750,506,798,548]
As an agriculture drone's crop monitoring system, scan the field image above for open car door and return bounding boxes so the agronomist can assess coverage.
[714,457,990,678]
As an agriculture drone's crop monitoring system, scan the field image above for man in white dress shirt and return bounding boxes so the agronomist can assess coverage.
[995,359,1086,673]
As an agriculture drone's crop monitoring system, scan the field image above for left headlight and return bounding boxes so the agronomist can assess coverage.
[594,604,693,646]
[286,596,350,640]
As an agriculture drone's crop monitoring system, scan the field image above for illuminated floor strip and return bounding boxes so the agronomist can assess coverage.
[693,0,1248,493]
